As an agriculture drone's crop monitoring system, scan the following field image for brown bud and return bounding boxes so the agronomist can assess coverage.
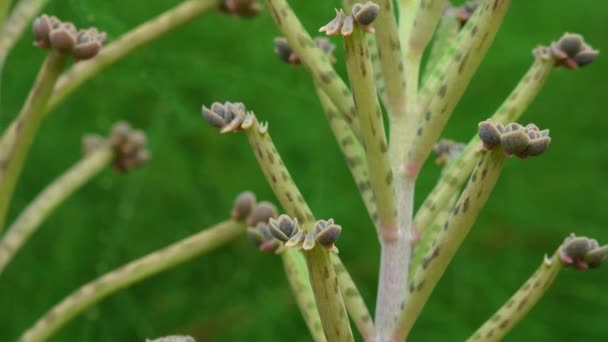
[478,120,502,150]
[268,214,298,242]
[219,0,262,18]
[49,22,77,54]
[202,101,247,133]
[231,191,256,220]
[72,28,106,60]
[314,219,342,250]
[33,14,59,48]
[352,1,380,26]
[246,201,278,226]
[501,129,530,156]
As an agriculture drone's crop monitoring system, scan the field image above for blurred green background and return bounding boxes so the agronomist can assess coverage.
[1,0,607,340]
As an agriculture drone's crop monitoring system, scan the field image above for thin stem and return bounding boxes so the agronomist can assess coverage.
[396,148,507,339]
[0,146,113,274]
[315,88,377,226]
[264,0,361,141]
[408,0,511,177]
[46,0,219,113]
[19,220,246,342]
[0,0,11,30]
[331,254,375,341]
[370,0,407,118]
[467,251,562,342]
[412,56,554,251]
[282,250,327,342]
[343,27,396,240]
[0,51,67,233]
[0,0,48,68]
[422,6,459,84]
[241,114,353,341]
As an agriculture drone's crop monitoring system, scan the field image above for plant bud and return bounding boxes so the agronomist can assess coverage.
[231,191,256,220]
[302,231,316,250]
[268,215,298,242]
[500,129,530,156]
[73,28,105,60]
[585,246,608,269]
[202,101,247,133]
[49,22,77,53]
[352,1,380,26]
[246,201,277,226]
[285,229,305,248]
[314,219,342,249]
[319,9,345,36]
[341,14,354,36]
[478,120,502,150]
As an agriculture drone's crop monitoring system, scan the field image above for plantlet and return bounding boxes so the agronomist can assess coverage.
[0,0,605,341]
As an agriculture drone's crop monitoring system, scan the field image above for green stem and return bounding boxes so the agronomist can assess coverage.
[408,0,511,176]
[241,114,353,341]
[331,254,375,341]
[371,0,407,118]
[396,148,506,339]
[315,88,377,226]
[0,146,113,275]
[19,220,246,342]
[344,27,396,240]
[0,51,67,233]
[282,249,327,342]
[0,0,11,30]
[0,0,48,68]
[467,251,562,342]
[46,0,219,113]
[412,56,554,252]
[422,6,459,84]
[264,0,361,141]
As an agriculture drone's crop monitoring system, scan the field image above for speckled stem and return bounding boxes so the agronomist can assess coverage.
[331,254,375,341]
[316,88,377,226]
[396,148,506,339]
[46,0,219,113]
[467,251,563,342]
[0,0,48,68]
[0,51,67,233]
[282,250,327,342]
[371,0,408,119]
[19,220,246,342]
[412,56,554,247]
[408,0,511,176]
[406,0,448,93]
[422,6,459,84]
[408,192,457,280]
[344,27,396,240]
[241,115,353,342]
[264,0,361,141]
[0,146,112,275]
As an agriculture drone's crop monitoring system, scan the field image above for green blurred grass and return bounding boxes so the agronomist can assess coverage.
[1,0,607,340]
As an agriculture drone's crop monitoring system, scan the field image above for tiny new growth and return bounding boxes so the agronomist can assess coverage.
[1,0,605,341]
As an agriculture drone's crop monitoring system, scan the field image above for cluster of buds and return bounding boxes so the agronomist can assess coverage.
[319,1,379,36]
[202,102,247,133]
[108,121,150,172]
[274,37,336,65]
[219,0,261,18]
[559,234,607,270]
[266,215,341,253]
[478,120,551,158]
[82,121,150,172]
[550,33,599,69]
[246,202,281,253]
[455,1,480,28]
[433,139,466,166]
[33,14,106,60]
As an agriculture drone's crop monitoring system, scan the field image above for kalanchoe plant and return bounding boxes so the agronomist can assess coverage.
[1,0,605,341]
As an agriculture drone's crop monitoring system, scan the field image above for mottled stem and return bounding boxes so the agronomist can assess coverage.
[0,51,67,233]
[0,146,112,274]
[241,115,353,341]
[467,251,563,342]
[19,220,246,342]
[396,148,507,339]
[408,0,511,176]
[47,0,219,113]
[344,27,396,240]
[412,56,554,250]
[422,6,459,84]
[264,0,361,141]
[316,88,377,226]
[371,0,407,118]
[331,254,375,341]
[282,249,327,342]
[0,0,48,68]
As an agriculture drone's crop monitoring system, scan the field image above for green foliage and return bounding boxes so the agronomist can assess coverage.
[1,0,607,340]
